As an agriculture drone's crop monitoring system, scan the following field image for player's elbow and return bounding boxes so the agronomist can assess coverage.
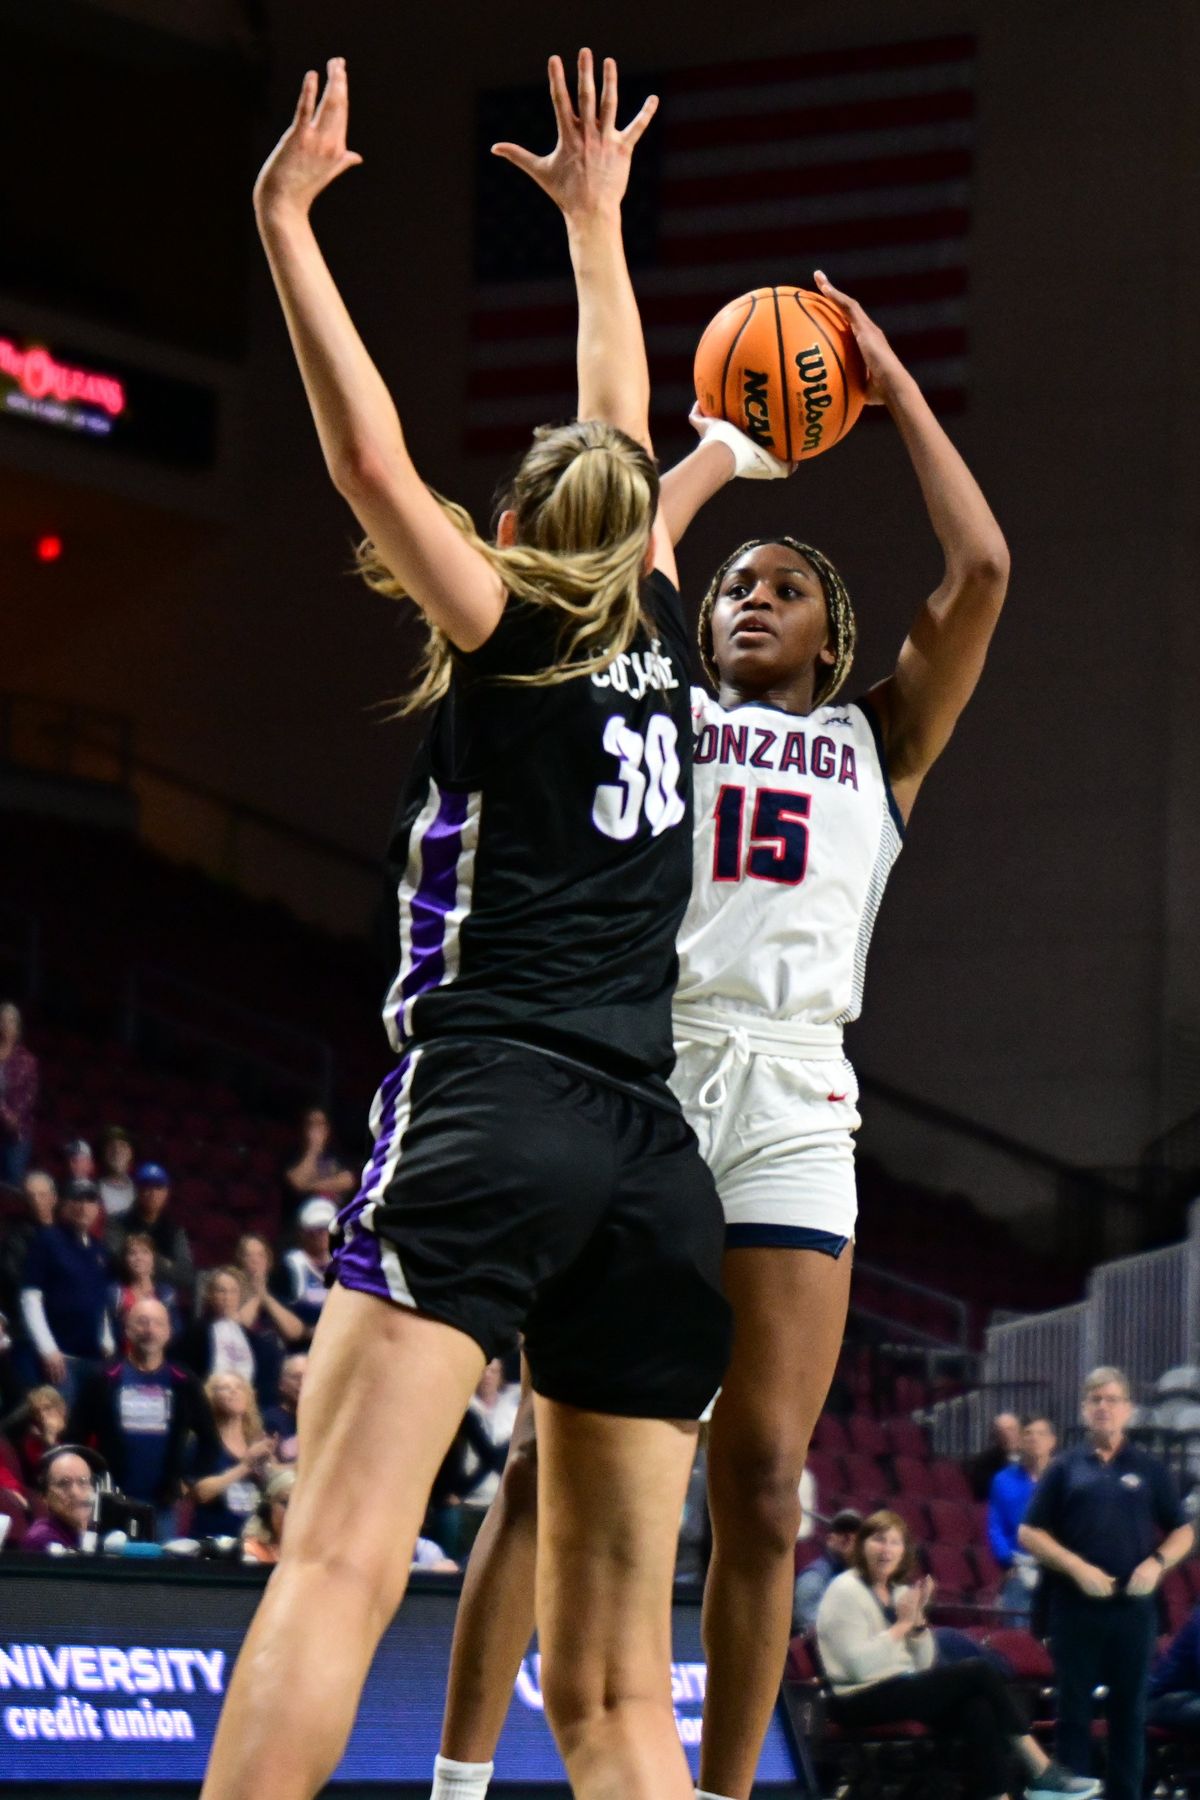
[329,438,407,504]
[963,538,1011,604]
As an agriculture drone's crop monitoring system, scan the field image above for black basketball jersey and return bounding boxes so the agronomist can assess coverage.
[381,568,693,1089]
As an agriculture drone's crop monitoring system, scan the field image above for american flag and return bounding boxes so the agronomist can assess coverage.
[466,33,975,458]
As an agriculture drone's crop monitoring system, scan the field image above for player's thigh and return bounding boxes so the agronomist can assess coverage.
[288,1283,484,1599]
[709,1243,853,1495]
[533,1396,698,1696]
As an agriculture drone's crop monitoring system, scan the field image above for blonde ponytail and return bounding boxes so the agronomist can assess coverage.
[356,420,660,714]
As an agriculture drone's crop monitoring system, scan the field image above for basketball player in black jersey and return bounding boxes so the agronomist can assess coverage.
[200,51,730,1800]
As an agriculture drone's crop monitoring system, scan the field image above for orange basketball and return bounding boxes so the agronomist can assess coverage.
[693,286,868,462]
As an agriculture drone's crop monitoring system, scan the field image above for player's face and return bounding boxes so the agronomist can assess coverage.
[710,544,835,696]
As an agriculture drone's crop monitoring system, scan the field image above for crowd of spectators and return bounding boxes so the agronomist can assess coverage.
[0,1031,471,1567]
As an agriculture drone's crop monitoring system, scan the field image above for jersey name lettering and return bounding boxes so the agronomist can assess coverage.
[591,638,680,701]
[695,721,858,790]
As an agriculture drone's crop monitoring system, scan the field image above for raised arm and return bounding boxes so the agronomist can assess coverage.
[492,52,677,581]
[254,59,504,650]
[812,271,1010,821]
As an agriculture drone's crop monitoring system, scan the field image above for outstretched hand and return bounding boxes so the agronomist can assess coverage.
[254,57,363,219]
[492,49,657,221]
[813,269,908,405]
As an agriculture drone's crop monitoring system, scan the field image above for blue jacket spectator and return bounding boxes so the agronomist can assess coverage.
[989,1462,1035,1566]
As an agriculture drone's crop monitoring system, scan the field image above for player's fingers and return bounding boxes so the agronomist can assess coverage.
[621,92,659,148]
[577,46,596,128]
[313,56,349,134]
[491,142,544,178]
[813,269,858,316]
[547,54,576,135]
[598,55,618,132]
[292,69,318,129]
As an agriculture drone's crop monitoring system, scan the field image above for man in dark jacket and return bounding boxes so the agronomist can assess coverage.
[70,1294,218,1536]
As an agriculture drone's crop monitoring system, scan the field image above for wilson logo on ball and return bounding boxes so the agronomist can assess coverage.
[795,345,834,454]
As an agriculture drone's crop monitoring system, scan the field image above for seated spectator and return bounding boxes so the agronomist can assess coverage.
[97,1127,136,1221]
[23,1445,103,1554]
[439,1360,519,1559]
[0,1168,56,1331]
[262,1353,306,1463]
[70,1297,218,1538]
[15,1384,67,1484]
[63,1138,95,1186]
[0,1003,39,1189]
[236,1232,306,1366]
[110,1232,180,1348]
[176,1269,273,1402]
[241,1466,296,1564]
[281,1199,335,1331]
[19,1179,113,1404]
[0,1435,30,1510]
[1148,1601,1200,1736]
[283,1106,355,1216]
[798,1465,817,1540]
[989,1415,1056,1624]
[816,1510,1096,1800]
[186,1372,275,1541]
[412,1534,458,1575]
[970,1411,1021,1501]
[794,1508,863,1633]
[107,1164,195,1299]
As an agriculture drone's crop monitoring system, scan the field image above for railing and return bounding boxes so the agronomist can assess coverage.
[850,1259,971,1349]
[123,965,335,1108]
[0,689,381,936]
[928,1378,1055,1459]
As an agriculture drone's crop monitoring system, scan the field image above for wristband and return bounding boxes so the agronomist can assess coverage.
[690,414,791,480]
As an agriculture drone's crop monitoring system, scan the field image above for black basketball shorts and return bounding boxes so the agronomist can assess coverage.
[330,1037,731,1419]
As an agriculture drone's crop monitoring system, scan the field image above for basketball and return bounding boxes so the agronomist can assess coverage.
[693,286,869,462]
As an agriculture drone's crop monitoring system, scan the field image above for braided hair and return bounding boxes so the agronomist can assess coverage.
[697,535,857,707]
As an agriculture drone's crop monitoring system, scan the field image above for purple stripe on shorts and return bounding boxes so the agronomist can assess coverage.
[332,1212,395,1305]
[400,788,469,1009]
[336,1055,413,1233]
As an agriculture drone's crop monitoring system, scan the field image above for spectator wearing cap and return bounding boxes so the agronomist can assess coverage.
[23,1445,103,1553]
[281,1199,335,1331]
[71,1296,218,1537]
[0,1169,56,1335]
[1020,1366,1195,1800]
[793,1507,864,1634]
[63,1138,95,1186]
[283,1106,356,1218]
[176,1268,274,1403]
[97,1127,136,1221]
[106,1164,194,1299]
[0,1002,38,1189]
[109,1232,180,1350]
[19,1180,113,1405]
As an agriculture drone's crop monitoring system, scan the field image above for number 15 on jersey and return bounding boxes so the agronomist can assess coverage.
[713,785,811,885]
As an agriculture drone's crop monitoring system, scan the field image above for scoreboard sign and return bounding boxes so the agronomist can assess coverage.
[0,327,218,470]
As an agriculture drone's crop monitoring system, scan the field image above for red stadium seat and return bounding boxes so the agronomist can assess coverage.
[889,1496,931,1542]
[885,1417,929,1460]
[892,1455,935,1498]
[929,1459,974,1504]
[984,1628,1053,1682]
[926,1544,975,1598]
[810,1414,850,1454]
[842,1452,888,1495]
[805,1451,845,1498]
[927,1499,977,1547]
[846,1414,889,1458]
[972,1541,1003,1599]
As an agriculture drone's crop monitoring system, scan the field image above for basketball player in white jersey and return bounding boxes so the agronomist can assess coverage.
[429,271,1009,1800]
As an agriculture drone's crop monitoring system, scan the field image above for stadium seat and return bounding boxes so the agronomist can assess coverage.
[884,1416,929,1459]
[926,1543,975,1598]
[810,1414,850,1454]
[929,1459,974,1503]
[845,1414,889,1458]
[928,1498,977,1547]
[892,1455,935,1498]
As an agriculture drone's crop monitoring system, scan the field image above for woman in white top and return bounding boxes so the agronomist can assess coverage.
[816,1512,1096,1800]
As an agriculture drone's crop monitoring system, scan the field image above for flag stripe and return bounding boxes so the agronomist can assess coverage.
[669,88,973,152]
[663,147,972,207]
[669,34,976,91]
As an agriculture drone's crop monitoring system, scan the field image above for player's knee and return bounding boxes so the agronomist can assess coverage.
[709,1444,802,1557]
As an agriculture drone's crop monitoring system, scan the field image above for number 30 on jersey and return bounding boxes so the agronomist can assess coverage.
[593,714,686,841]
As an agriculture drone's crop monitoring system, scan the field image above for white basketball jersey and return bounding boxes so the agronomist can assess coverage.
[675,690,904,1026]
